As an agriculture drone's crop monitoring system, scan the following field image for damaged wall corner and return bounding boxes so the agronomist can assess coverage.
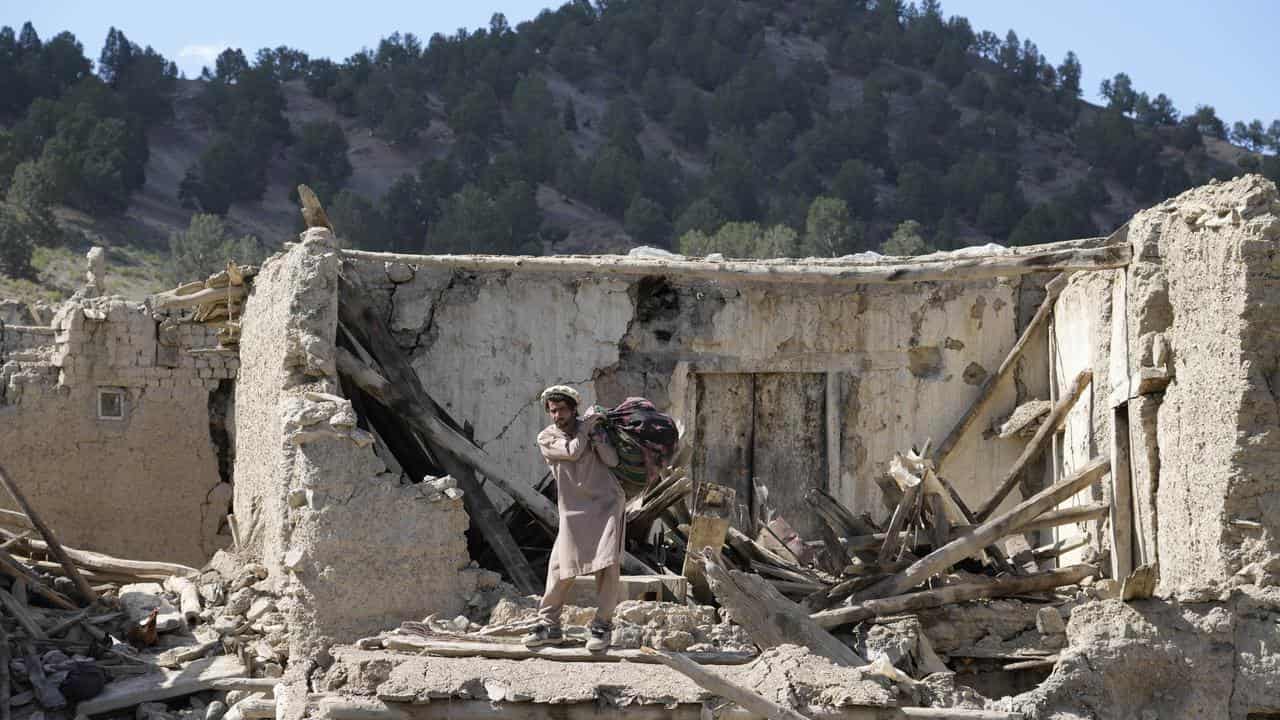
[233,228,474,647]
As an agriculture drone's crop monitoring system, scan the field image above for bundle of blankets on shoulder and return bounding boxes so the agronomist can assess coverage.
[588,397,680,498]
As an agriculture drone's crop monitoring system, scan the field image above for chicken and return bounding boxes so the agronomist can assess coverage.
[126,608,158,648]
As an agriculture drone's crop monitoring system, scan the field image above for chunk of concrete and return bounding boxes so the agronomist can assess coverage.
[119,583,184,633]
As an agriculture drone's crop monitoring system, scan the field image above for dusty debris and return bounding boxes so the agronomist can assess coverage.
[149,262,258,348]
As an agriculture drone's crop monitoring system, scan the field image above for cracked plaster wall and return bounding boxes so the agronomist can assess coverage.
[350,259,1043,524]
[234,231,473,647]
[0,297,235,566]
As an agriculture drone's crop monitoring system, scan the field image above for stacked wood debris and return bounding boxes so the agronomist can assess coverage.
[149,263,257,348]
[0,464,285,720]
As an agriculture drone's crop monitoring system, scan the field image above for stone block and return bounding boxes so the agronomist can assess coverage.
[564,575,686,606]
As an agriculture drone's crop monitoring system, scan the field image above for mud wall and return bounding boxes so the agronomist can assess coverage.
[1125,175,1280,596]
[234,230,473,645]
[0,297,236,566]
[343,256,1050,527]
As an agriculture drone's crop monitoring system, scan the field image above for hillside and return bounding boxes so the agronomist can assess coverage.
[0,1,1272,306]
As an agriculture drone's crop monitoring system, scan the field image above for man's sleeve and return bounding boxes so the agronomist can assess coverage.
[538,427,588,462]
[592,432,620,468]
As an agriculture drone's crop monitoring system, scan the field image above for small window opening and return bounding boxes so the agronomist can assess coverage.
[98,388,125,420]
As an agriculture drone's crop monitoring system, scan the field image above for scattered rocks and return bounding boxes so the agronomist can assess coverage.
[487,598,752,652]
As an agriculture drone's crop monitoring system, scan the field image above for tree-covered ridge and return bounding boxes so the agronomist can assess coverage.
[3,2,1280,282]
[286,0,1278,255]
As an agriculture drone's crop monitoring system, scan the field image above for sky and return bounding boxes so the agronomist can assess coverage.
[8,1,1279,126]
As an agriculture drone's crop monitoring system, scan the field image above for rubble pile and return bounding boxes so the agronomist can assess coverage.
[0,465,285,720]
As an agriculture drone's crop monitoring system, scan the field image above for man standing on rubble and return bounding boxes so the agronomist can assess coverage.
[523,385,623,652]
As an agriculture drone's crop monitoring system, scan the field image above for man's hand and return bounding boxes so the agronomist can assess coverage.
[582,407,605,429]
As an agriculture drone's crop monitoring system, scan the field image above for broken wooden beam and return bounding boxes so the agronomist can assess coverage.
[150,284,247,311]
[0,465,97,604]
[1031,535,1089,562]
[1109,403,1136,582]
[0,543,75,610]
[340,236,1128,286]
[701,550,866,666]
[928,493,949,553]
[812,564,1096,629]
[857,456,1110,601]
[877,479,922,565]
[805,488,878,537]
[975,369,1093,521]
[933,273,1072,472]
[638,647,808,720]
[1016,502,1109,535]
[333,305,557,526]
[683,482,735,604]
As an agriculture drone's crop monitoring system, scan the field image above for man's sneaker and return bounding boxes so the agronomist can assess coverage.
[586,621,613,652]
[521,624,564,648]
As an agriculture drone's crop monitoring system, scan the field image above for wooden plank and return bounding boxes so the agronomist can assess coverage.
[700,550,865,666]
[856,456,1109,601]
[806,488,879,537]
[877,481,922,565]
[1108,268,1131,402]
[149,284,247,311]
[693,374,755,531]
[933,273,1071,473]
[379,635,756,665]
[638,648,809,720]
[812,564,1097,629]
[928,493,949,552]
[826,371,842,501]
[1032,535,1089,562]
[752,374,827,541]
[1128,396,1160,567]
[76,656,245,716]
[0,542,75,609]
[1017,502,1110,534]
[974,370,1093,521]
[0,465,97,604]
[340,236,1128,286]
[683,483,735,604]
[1110,405,1135,580]
[1107,267,1135,580]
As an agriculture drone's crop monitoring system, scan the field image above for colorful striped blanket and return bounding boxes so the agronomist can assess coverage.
[590,397,680,498]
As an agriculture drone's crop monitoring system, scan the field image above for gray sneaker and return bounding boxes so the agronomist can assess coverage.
[586,621,613,652]
[521,624,564,648]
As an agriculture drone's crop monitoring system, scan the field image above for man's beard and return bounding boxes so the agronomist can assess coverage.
[555,417,575,431]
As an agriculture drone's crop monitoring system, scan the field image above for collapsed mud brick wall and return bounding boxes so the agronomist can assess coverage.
[0,295,237,566]
[339,252,1051,538]
[233,230,477,647]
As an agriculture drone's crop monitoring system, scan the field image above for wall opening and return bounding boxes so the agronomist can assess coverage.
[208,379,235,484]
[97,387,126,420]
